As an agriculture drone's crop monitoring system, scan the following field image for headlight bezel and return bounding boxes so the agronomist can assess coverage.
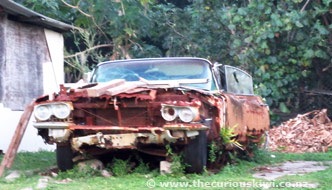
[178,107,197,123]
[161,105,178,121]
[161,104,199,123]
[52,103,72,119]
[34,102,72,121]
[34,105,52,121]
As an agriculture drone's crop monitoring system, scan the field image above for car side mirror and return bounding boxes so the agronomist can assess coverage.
[83,72,92,83]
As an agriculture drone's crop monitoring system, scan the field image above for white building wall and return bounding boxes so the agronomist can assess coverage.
[0,105,55,152]
[0,29,64,152]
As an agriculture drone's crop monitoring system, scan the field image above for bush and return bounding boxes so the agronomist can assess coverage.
[109,158,131,177]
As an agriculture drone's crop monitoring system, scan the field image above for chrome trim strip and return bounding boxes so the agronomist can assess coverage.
[33,122,69,129]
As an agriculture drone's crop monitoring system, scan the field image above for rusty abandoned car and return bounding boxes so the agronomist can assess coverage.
[32,57,269,173]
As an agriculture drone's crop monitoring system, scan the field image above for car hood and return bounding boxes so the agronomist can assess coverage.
[63,78,211,98]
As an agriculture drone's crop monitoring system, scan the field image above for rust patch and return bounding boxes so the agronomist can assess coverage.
[223,93,269,142]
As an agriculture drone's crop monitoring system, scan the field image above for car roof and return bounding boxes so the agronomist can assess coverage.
[96,57,212,67]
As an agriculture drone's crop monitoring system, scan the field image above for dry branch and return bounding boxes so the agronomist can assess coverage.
[64,44,113,58]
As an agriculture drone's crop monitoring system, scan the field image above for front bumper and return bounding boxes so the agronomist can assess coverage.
[33,122,208,150]
[71,130,184,151]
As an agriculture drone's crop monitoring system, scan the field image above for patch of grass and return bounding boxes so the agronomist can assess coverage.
[249,148,332,165]
[0,175,41,190]
[271,166,332,190]
[250,149,275,164]
[272,151,332,161]
[58,165,101,179]
[1,149,332,189]
[0,151,56,171]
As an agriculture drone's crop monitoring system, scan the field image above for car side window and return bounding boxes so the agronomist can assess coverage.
[225,66,254,95]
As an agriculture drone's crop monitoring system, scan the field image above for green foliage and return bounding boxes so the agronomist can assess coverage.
[208,141,218,163]
[165,144,187,175]
[133,158,150,174]
[220,125,242,149]
[110,158,131,177]
[0,151,56,171]
[16,0,332,123]
[2,151,332,190]
[151,0,332,123]
[220,125,238,144]
[250,148,275,165]
[57,165,101,179]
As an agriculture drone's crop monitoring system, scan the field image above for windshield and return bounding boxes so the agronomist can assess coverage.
[91,59,216,90]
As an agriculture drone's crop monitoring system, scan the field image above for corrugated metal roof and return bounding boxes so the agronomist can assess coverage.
[0,0,74,32]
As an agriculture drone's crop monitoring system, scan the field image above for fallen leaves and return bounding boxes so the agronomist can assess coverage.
[269,109,332,153]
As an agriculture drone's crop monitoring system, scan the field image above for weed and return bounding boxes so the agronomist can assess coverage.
[57,165,101,179]
[208,141,218,163]
[202,166,208,176]
[133,158,150,174]
[165,143,173,156]
[165,143,188,175]
[250,148,274,164]
[220,125,242,148]
[110,158,131,177]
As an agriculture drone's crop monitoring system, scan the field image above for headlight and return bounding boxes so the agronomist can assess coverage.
[161,106,178,121]
[178,107,197,122]
[34,102,72,120]
[35,105,52,121]
[52,103,71,119]
[161,105,200,123]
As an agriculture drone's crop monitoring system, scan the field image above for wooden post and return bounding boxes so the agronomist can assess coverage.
[0,102,34,177]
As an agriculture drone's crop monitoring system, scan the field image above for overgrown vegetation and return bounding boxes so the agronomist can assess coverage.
[208,141,218,163]
[132,158,150,174]
[1,150,332,189]
[165,143,187,175]
[220,125,242,148]
[110,158,132,177]
[58,165,101,179]
[14,0,332,123]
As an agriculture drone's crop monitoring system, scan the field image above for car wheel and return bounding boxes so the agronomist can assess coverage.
[184,131,207,173]
[56,144,74,171]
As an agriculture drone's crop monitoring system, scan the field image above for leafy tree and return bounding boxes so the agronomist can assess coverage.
[150,0,332,121]
[15,0,332,123]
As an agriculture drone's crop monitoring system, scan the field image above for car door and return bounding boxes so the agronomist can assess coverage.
[215,65,270,143]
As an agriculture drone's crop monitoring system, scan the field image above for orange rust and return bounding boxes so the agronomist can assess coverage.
[163,123,208,130]
[117,107,122,126]
[222,93,270,143]
[163,99,202,107]
[158,133,161,143]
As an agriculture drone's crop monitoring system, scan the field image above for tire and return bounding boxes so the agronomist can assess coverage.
[184,131,207,173]
[56,144,74,171]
